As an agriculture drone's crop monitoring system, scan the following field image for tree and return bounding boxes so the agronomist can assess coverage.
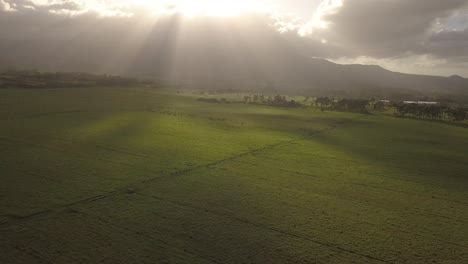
[447,108,467,121]
[333,99,369,113]
[253,94,259,103]
[374,101,385,111]
[316,97,332,107]
[259,94,265,102]
[425,106,444,120]
[273,95,287,105]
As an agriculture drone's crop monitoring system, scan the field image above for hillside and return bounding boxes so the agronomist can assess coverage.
[1,15,467,99]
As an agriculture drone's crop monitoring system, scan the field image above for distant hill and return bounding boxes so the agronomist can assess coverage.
[0,15,467,101]
[126,22,468,101]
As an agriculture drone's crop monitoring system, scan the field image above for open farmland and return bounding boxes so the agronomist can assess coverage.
[0,87,467,263]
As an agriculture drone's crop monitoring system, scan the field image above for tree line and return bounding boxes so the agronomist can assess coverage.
[395,103,467,121]
[315,97,370,113]
[197,93,468,122]
[242,94,301,107]
[0,70,154,89]
[242,94,371,111]
[241,95,370,112]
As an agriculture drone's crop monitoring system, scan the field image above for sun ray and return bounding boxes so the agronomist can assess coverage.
[117,0,269,17]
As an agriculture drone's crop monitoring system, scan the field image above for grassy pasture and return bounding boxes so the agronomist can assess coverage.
[0,87,467,263]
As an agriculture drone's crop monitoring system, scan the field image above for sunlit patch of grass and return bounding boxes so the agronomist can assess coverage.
[1,87,467,263]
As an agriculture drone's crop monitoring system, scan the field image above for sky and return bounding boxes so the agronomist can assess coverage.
[1,0,468,77]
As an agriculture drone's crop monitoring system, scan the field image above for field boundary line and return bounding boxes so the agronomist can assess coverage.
[0,116,365,228]
[227,163,468,222]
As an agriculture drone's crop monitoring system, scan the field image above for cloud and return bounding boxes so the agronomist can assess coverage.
[427,28,468,59]
[0,0,14,11]
[0,0,468,77]
[291,0,468,76]
[300,0,468,57]
[0,0,83,14]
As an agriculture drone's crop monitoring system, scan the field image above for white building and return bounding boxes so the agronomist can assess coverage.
[403,101,440,105]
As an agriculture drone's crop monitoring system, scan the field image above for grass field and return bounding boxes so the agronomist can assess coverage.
[1,87,467,263]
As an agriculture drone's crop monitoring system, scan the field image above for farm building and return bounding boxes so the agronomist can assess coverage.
[403,101,440,105]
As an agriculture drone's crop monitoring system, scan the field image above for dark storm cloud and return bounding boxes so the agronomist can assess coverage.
[427,28,468,57]
[308,0,468,60]
[0,0,467,76]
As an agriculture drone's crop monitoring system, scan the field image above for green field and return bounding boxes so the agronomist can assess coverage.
[1,87,467,263]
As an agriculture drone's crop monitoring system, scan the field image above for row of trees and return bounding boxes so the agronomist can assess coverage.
[241,95,370,112]
[0,70,153,89]
[243,94,301,107]
[330,98,370,113]
[216,93,467,122]
[315,97,370,113]
[395,104,467,121]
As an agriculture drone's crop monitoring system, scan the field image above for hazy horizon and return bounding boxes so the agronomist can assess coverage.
[1,0,468,78]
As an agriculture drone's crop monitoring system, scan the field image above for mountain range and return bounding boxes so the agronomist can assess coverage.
[1,15,467,99]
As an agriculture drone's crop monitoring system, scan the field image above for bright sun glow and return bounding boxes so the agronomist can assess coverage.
[130,0,267,17]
